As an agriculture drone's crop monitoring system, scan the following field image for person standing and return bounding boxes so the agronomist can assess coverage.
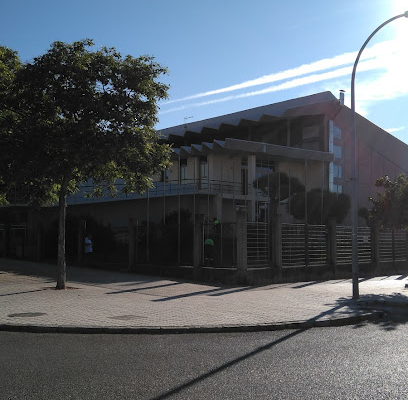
[84,233,93,265]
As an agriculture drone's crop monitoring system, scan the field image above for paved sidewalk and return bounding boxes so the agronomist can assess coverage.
[1,258,408,334]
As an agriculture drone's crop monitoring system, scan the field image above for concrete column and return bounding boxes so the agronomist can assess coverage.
[272,212,282,281]
[371,224,380,276]
[248,154,256,222]
[236,209,248,280]
[193,214,204,279]
[327,217,337,277]
[128,218,136,271]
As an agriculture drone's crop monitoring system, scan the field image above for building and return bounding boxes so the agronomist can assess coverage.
[2,91,408,277]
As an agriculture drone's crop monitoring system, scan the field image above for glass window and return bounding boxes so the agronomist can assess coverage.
[333,125,342,139]
[333,145,342,160]
[333,164,343,179]
[180,165,187,182]
[161,169,169,182]
[200,162,208,179]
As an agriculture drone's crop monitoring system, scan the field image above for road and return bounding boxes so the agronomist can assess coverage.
[2,315,408,399]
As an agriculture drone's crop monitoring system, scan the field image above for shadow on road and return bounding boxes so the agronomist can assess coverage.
[345,293,408,331]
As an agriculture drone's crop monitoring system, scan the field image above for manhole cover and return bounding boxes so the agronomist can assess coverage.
[109,315,147,321]
[8,312,47,318]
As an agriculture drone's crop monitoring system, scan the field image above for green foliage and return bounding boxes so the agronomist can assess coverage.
[360,174,408,229]
[0,46,23,203]
[2,39,171,203]
[289,189,351,224]
[253,171,305,214]
[0,39,171,287]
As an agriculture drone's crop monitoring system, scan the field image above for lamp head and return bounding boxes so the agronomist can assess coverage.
[405,11,408,18]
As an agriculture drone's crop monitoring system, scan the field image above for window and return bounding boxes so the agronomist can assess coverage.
[200,156,208,188]
[161,169,169,182]
[180,159,187,183]
[333,145,342,160]
[333,125,342,139]
[333,164,342,179]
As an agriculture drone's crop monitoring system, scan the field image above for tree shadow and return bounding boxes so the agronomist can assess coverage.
[149,300,356,400]
[343,293,408,331]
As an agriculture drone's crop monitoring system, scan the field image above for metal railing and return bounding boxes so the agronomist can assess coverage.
[66,179,269,204]
[247,222,269,268]
[379,229,407,262]
[282,223,306,268]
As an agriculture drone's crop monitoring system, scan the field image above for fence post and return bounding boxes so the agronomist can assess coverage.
[272,213,282,281]
[77,219,86,265]
[406,231,408,269]
[327,218,337,278]
[371,224,379,276]
[193,214,204,279]
[392,228,395,266]
[236,208,248,281]
[128,218,136,271]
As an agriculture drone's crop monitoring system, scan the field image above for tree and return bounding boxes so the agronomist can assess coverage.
[0,46,22,205]
[359,174,408,229]
[1,39,171,289]
[289,188,351,224]
[253,171,305,215]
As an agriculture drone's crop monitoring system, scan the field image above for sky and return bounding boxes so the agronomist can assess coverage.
[1,0,408,142]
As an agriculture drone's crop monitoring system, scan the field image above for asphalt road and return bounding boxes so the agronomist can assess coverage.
[2,315,408,400]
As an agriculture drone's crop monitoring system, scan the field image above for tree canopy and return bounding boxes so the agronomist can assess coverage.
[0,39,171,288]
[289,188,351,224]
[253,171,305,214]
[252,171,350,224]
[359,174,408,229]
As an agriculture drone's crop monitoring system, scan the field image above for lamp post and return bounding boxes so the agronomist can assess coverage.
[350,11,408,300]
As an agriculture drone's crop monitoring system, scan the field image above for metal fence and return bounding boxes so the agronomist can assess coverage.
[379,229,407,262]
[203,222,236,268]
[281,224,327,268]
[247,222,269,269]
[282,223,306,268]
[308,225,327,267]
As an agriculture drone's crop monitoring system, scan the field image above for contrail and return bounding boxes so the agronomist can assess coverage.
[160,57,381,115]
[163,40,392,106]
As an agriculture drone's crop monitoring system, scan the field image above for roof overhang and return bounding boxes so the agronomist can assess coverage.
[172,138,334,163]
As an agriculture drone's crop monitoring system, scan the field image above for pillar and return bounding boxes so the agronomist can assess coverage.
[77,219,86,264]
[236,208,248,280]
[247,154,256,222]
[271,212,282,281]
[193,214,204,279]
[128,218,136,271]
[371,224,379,276]
[327,217,337,277]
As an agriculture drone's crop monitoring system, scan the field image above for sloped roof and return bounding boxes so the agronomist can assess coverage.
[160,91,337,139]
[172,138,334,163]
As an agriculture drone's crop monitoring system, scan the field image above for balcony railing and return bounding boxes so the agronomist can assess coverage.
[66,179,268,204]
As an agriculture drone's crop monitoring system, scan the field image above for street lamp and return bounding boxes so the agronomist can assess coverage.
[350,11,408,300]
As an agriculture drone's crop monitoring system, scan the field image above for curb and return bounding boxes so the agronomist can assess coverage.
[0,311,385,335]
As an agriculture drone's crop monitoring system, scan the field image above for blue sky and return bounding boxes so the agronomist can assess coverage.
[1,0,407,142]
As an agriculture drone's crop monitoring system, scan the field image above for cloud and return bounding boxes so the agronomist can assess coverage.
[163,40,394,106]
[386,127,405,133]
[160,58,380,115]
[160,39,408,118]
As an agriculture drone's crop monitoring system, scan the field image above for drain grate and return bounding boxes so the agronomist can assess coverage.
[8,312,47,318]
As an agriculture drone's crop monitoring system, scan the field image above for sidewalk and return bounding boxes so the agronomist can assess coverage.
[1,258,408,334]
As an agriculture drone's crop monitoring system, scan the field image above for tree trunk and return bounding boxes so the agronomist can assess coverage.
[56,177,69,290]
